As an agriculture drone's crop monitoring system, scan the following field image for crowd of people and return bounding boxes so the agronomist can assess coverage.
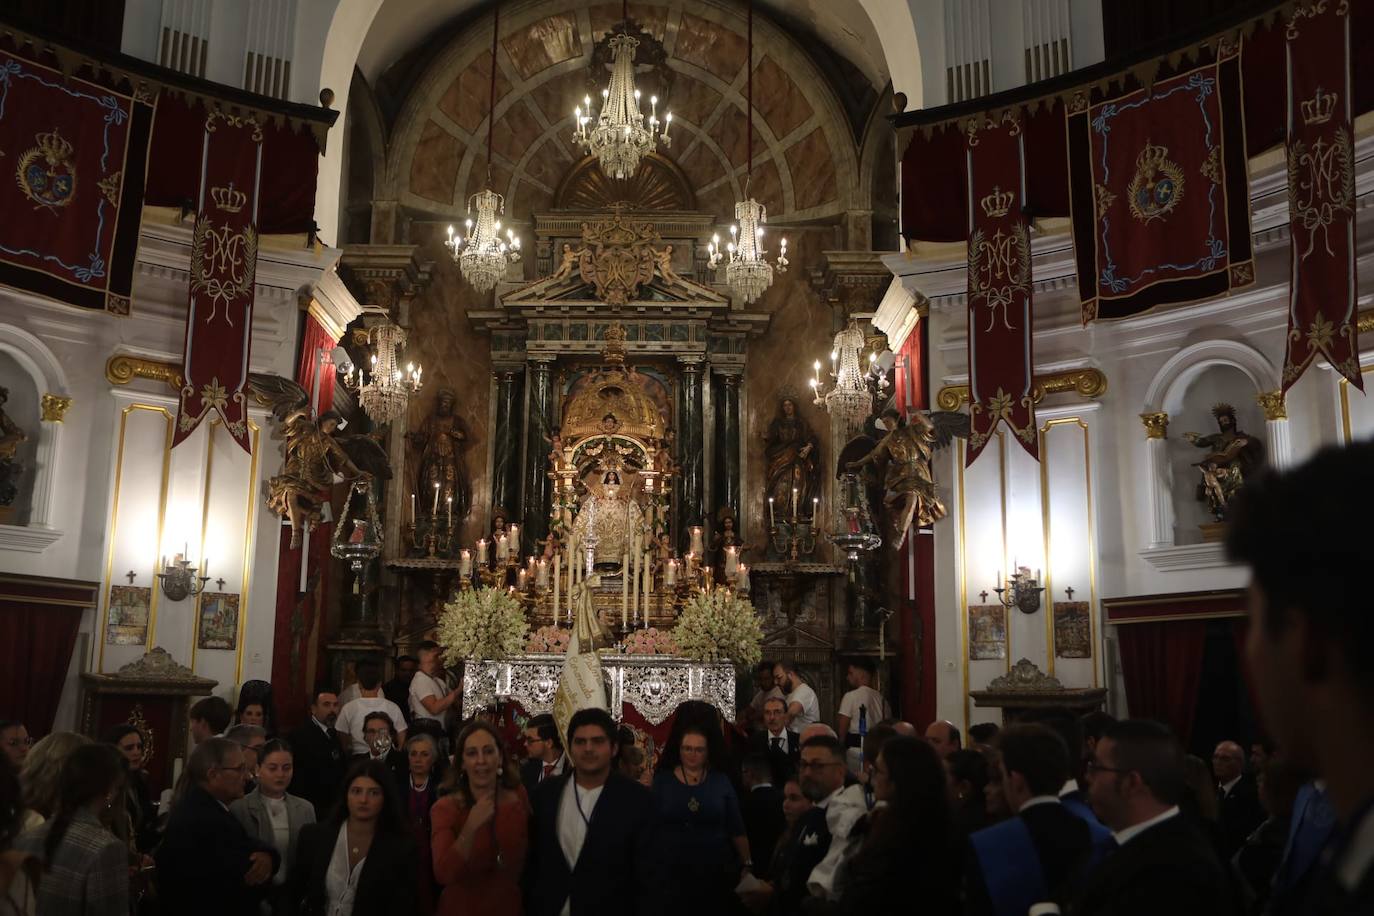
[0,441,1369,915]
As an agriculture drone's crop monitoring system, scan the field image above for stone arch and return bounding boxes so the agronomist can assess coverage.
[0,324,70,534]
[1143,339,1279,416]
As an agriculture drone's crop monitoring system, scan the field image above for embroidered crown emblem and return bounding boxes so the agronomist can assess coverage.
[1300,87,1337,126]
[1127,140,1185,225]
[980,185,1015,219]
[35,129,74,165]
[211,182,247,213]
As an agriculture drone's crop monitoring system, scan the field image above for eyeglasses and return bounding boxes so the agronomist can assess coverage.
[798,760,842,771]
[1084,759,1130,775]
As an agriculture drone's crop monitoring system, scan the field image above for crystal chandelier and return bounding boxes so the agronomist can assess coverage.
[572,1,671,180]
[445,189,520,293]
[445,1,521,293]
[811,320,871,443]
[707,0,787,304]
[345,319,422,425]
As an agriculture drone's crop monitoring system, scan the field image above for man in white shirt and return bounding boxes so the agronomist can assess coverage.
[409,640,461,730]
[335,659,407,756]
[743,660,785,729]
[835,659,887,774]
[773,660,820,731]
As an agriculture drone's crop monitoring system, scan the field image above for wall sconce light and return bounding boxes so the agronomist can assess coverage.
[157,551,210,602]
[993,563,1044,614]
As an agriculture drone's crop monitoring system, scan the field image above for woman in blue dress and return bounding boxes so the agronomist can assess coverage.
[651,713,752,915]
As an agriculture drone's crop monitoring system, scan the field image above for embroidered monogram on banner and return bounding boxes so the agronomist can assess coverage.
[172,112,263,454]
[1282,0,1360,393]
[1066,40,1253,322]
[0,48,153,314]
[965,113,1037,465]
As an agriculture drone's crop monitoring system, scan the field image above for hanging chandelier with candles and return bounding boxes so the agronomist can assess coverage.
[707,0,787,304]
[572,1,672,180]
[445,1,520,293]
[810,320,871,443]
[344,319,423,425]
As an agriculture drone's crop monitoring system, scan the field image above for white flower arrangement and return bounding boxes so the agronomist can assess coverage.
[673,589,763,669]
[437,587,529,664]
[525,624,571,655]
[623,626,679,656]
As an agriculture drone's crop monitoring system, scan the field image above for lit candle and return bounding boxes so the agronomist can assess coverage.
[446,496,453,528]
[725,545,739,577]
[666,559,678,587]
[703,565,712,588]
[769,497,776,527]
[621,553,630,626]
[690,526,704,556]
[630,542,640,625]
[459,549,473,577]
[496,533,508,560]
[518,569,528,591]
[791,487,799,522]
[643,553,651,625]
[553,555,561,618]
[537,558,549,589]
[410,493,416,522]
[477,538,489,564]
[736,563,749,592]
[509,523,521,551]
[432,483,439,516]
[812,496,819,520]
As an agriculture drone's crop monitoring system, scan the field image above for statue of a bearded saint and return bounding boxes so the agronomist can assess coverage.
[411,388,472,522]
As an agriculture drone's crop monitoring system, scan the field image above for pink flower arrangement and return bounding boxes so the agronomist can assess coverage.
[624,626,679,656]
[525,624,570,654]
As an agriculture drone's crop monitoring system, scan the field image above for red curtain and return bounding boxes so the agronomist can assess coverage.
[0,604,83,736]
[892,325,934,726]
[1116,619,1209,746]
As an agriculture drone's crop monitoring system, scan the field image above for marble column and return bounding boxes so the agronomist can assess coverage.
[1140,412,1174,549]
[492,367,525,536]
[522,358,555,548]
[1256,391,1291,470]
[714,370,742,535]
[678,357,705,553]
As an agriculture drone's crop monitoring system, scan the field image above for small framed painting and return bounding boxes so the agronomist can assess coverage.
[1053,601,1092,659]
[197,592,240,651]
[968,604,1007,661]
[106,585,151,645]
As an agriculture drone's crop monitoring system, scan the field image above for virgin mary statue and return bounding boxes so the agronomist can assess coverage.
[763,396,821,520]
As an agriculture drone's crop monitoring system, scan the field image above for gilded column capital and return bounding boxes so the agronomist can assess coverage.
[1256,390,1287,421]
[1140,412,1169,439]
[40,394,73,423]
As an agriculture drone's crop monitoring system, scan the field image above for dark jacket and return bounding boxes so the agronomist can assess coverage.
[286,720,346,820]
[741,784,785,880]
[290,819,417,916]
[520,754,568,799]
[154,784,281,916]
[964,801,1092,916]
[748,730,801,783]
[1218,774,1266,859]
[524,771,659,916]
[773,802,831,915]
[1074,812,1235,916]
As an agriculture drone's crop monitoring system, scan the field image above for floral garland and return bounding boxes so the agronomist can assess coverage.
[623,626,679,656]
[525,624,570,655]
[673,589,763,669]
[436,586,529,665]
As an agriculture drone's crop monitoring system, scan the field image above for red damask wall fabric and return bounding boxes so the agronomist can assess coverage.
[1116,619,1209,746]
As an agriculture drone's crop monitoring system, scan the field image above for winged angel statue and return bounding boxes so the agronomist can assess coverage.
[842,408,969,550]
[248,375,391,548]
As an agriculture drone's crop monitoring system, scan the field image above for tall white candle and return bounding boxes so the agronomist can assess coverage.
[537,558,549,589]
[725,545,738,577]
[769,497,776,527]
[447,496,453,528]
[459,549,473,577]
[621,553,630,625]
[690,526,704,555]
[666,558,678,587]
[509,523,521,553]
[432,483,440,516]
[643,553,651,625]
[737,563,749,592]
[553,555,561,618]
[410,493,416,522]
[630,544,639,623]
[496,533,508,560]
[518,569,528,591]
[477,538,489,564]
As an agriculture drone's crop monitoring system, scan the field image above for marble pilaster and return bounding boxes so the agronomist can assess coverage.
[678,357,705,552]
[492,367,525,533]
[522,358,555,546]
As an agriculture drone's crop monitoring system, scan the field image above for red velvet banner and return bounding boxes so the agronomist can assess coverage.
[1066,43,1254,322]
[0,47,152,314]
[1282,1,1361,394]
[172,112,263,454]
[966,114,1037,464]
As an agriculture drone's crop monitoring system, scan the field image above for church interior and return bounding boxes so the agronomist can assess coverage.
[0,0,1371,874]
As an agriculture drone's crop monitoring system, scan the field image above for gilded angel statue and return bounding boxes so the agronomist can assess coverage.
[844,408,967,549]
[248,374,391,548]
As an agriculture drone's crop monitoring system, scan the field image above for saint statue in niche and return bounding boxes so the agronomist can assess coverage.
[763,396,820,523]
[411,388,472,523]
[1183,403,1264,520]
[0,386,28,510]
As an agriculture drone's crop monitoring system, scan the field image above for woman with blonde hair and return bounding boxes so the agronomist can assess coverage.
[19,733,91,830]
[430,720,529,916]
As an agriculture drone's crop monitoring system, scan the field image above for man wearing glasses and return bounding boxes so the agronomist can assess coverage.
[771,735,847,913]
[520,713,567,797]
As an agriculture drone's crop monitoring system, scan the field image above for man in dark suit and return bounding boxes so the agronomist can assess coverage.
[286,687,345,818]
[156,737,280,916]
[749,696,800,784]
[1074,720,1233,916]
[525,707,659,916]
[770,735,846,914]
[740,753,785,880]
[519,712,568,797]
[964,724,1096,916]
[1225,444,1374,915]
[1213,739,1265,858]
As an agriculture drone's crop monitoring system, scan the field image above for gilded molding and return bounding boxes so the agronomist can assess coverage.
[1256,390,1287,421]
[936,367,1108,411]
[40,394,73,423]
[105,355,184,392]
[1358,307,1374,335]
[1140,412,1169,439]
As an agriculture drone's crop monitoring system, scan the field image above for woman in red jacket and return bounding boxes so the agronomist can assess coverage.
[430,720,529,916]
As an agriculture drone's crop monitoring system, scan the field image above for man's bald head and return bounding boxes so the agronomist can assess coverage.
[890,720,917,738]
[924,720,961,759]
[1212,740,1246,784]
[800,723,837,744]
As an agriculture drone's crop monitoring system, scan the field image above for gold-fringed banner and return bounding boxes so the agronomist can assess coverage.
[1281,0,1361,393]
[965,113,1037,465]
